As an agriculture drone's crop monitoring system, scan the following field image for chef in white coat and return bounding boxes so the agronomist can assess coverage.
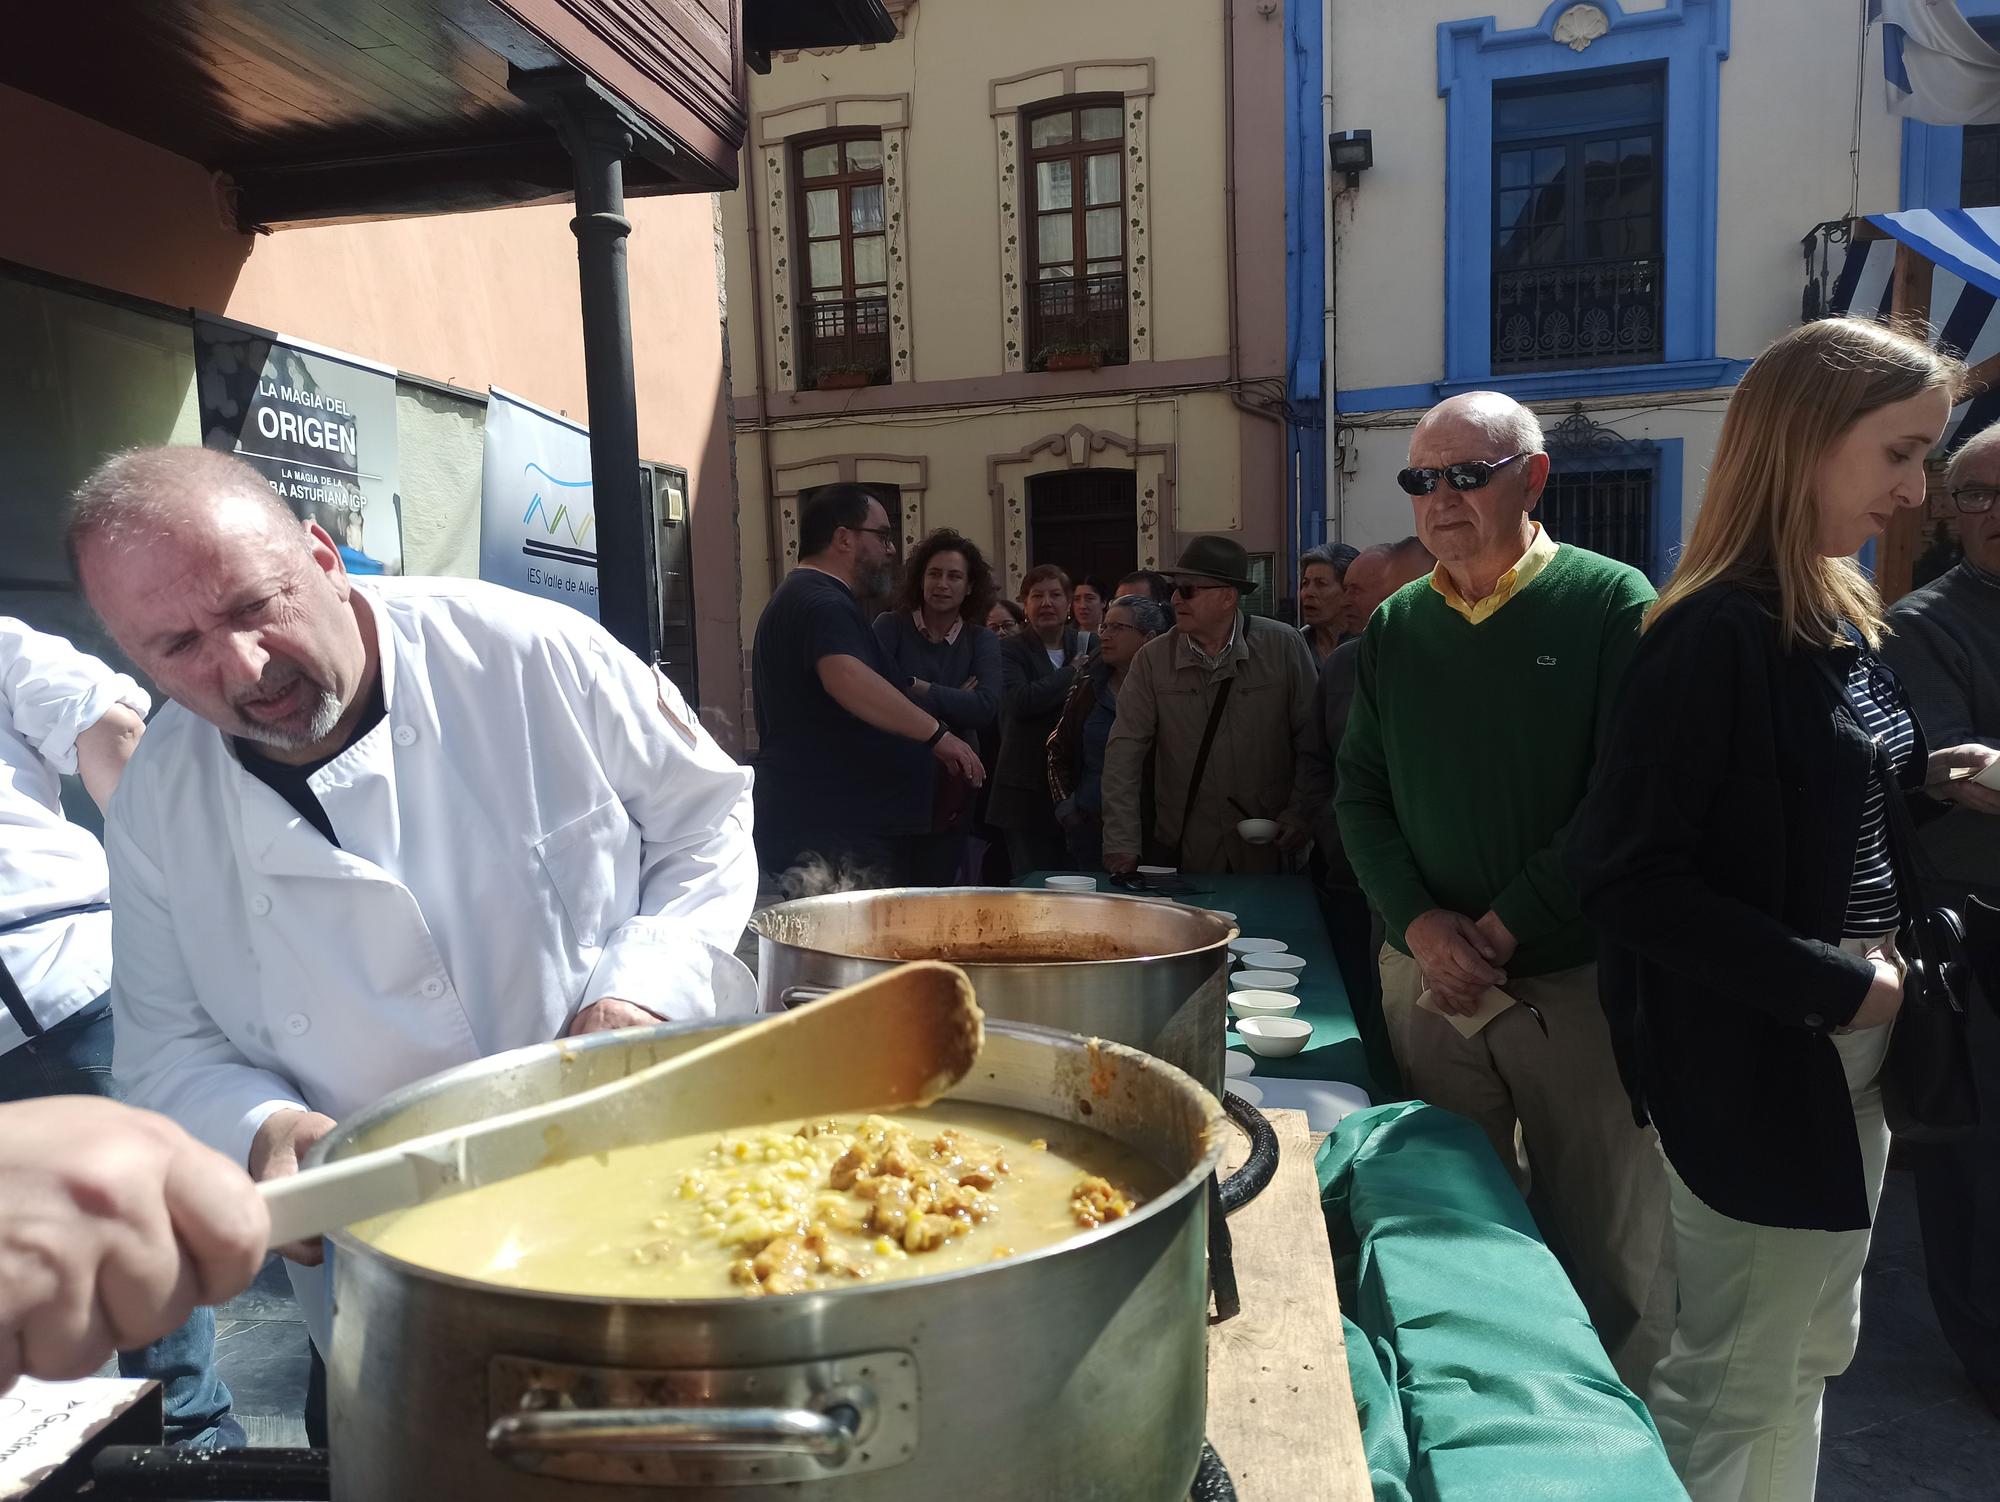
[67,446,758,1357]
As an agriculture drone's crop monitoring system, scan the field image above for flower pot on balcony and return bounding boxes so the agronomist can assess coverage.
[1043,349,1103,372]
[814,369,874,390]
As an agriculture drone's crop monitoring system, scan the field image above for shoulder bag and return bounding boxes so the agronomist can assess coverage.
[1823,640,1983,1141]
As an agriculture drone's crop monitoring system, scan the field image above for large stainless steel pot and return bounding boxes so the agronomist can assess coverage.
[317,1018,1226,1501]
[752,888,1233,1094]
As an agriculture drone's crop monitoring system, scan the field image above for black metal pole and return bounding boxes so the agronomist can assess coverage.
[553,94,655,662]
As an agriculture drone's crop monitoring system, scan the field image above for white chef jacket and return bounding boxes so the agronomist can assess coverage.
[106,576,758,1169]
[0,618,150,1055]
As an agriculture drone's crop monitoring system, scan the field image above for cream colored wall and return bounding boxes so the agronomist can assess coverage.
[1337,397,1726,553]
[725,0,1233,397]
[1327,0,1904,387]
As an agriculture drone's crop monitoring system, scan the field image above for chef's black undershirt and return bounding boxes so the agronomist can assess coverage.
[234,679,387,847]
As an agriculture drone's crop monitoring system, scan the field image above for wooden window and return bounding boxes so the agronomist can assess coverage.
[1491,70,1664,370]
[793,132,890,389]
[1023,98,1129,369]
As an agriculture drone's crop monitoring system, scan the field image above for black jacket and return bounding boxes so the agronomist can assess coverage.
[1566,583,1930,1232]
[987,627,1091,830]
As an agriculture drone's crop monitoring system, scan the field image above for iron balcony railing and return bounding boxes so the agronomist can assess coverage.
[1492,257,1663,370]
[801,294,891,387]
[1029,270,1130,367]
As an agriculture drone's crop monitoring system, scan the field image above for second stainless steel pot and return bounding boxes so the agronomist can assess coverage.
[752,888,1234,1093]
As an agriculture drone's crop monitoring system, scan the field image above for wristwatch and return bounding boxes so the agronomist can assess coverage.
[924,720,948,749]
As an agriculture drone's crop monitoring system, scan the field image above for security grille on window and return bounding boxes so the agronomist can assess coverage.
[1024,98,1129,369]
[1541,467,1656,577]
[1964,124,2000,209]
[794,133,891,389]
[1492,70,1664,371]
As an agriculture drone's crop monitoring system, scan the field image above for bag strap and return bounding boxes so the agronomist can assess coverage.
[0,903,108,1041]
[1178,675,1236,841]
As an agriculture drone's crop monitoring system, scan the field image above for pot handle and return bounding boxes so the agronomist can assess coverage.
[488,1402,861,1468]
[777,984,835,1008]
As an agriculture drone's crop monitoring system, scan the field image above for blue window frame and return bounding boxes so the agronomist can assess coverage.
[1437,1,1732,401]
[1899,2,2000,209]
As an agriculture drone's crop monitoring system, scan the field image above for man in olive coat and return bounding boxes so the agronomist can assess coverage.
[1101,537,1317,875]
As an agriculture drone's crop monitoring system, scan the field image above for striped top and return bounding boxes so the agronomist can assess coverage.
[1841,652,1919,939]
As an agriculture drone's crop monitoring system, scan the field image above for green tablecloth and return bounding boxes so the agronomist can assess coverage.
[1018,872,1380,1100]
[1320,1103,1684,1502]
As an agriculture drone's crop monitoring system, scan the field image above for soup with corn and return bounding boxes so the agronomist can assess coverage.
[358,1103,1165,1298]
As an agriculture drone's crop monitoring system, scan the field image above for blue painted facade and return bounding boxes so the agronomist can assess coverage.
[1898,0,2000,209]
[1554,434,1687,581]
[1335,0,1739,416]
[1284,0,1328,551]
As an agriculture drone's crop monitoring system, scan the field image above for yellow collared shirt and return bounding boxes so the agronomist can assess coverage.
[1429,523,1560,625]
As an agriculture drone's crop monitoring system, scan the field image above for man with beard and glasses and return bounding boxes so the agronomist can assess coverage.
[65,446,759,1424]
[752,484,983,886]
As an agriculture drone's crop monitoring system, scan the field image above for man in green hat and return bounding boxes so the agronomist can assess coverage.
[1100,535,1318,874]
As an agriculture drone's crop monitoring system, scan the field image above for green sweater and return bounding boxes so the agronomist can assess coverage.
[1334,545,1655,977]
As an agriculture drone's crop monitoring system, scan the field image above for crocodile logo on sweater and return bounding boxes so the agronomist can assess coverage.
[1537,655,1558,666]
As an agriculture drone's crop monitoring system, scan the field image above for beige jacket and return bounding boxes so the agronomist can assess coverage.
[1101,613,1318,873]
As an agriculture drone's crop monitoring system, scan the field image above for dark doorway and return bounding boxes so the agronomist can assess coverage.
[1026,469,1136,592]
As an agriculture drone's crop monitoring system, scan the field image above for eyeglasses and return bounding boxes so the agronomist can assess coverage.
[1949,485,1998,514]
[1172,581,1231,600]
[846,524,899,545]
[1395,452,1531,496]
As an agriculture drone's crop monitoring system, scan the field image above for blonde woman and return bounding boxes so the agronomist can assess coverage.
[1567,318,2000,1502]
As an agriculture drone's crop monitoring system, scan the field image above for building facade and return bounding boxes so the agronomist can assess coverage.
[1317,0,1987,589]
[0,82,744,744]
[720,0,1294,710]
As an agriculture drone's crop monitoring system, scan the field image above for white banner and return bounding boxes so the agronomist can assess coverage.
[478,387,598,619]
[1881,0,2000,126]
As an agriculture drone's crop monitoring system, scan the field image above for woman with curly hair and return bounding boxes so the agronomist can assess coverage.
[873,529,1002,883]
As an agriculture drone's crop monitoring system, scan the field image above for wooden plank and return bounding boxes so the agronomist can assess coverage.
[1206,1108,1371,1502]
[1965,349,2000,396]
[1892,239,1935,330]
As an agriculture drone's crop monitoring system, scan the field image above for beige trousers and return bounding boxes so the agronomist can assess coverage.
[1379,945,1674,1394]
[1648,939,1896,1502]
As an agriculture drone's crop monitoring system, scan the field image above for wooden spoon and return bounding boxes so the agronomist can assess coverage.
[259,961,982,1249]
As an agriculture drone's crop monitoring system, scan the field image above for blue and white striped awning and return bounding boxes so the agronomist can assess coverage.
[1828,206,2000,448]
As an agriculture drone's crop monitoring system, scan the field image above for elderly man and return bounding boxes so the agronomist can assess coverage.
[1334,393,1667,1390]
[67,447,758,1366]
[1885,426,2000,1419]
[1102,537,1317,875]
[1297,542,1359,665]
[1296,537,1435,1092]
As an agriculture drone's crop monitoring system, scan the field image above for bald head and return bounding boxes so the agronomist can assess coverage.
[1341,537,1437,634]
[67,446,374,763]
[1410,391,1545,461]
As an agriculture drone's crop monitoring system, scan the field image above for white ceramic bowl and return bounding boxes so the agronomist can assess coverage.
[1229,989,1302,1021]
[1228,936,1288,958]
[1223,1050,1255,1079]
[1237,1016,1313,1058]
[1232,969,1301,993]
[1043,874,1096,891]
[1136,864,1178,877]
[1204,909,1238,923]
[1252,953,1307,975]
[1235,817,1280,845]
[1226,1080,1265,1107]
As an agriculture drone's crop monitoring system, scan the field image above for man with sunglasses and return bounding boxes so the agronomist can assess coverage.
[1334,391,1669,1391]
[1100,536,1318,875]
[1884,423,2000,1419]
